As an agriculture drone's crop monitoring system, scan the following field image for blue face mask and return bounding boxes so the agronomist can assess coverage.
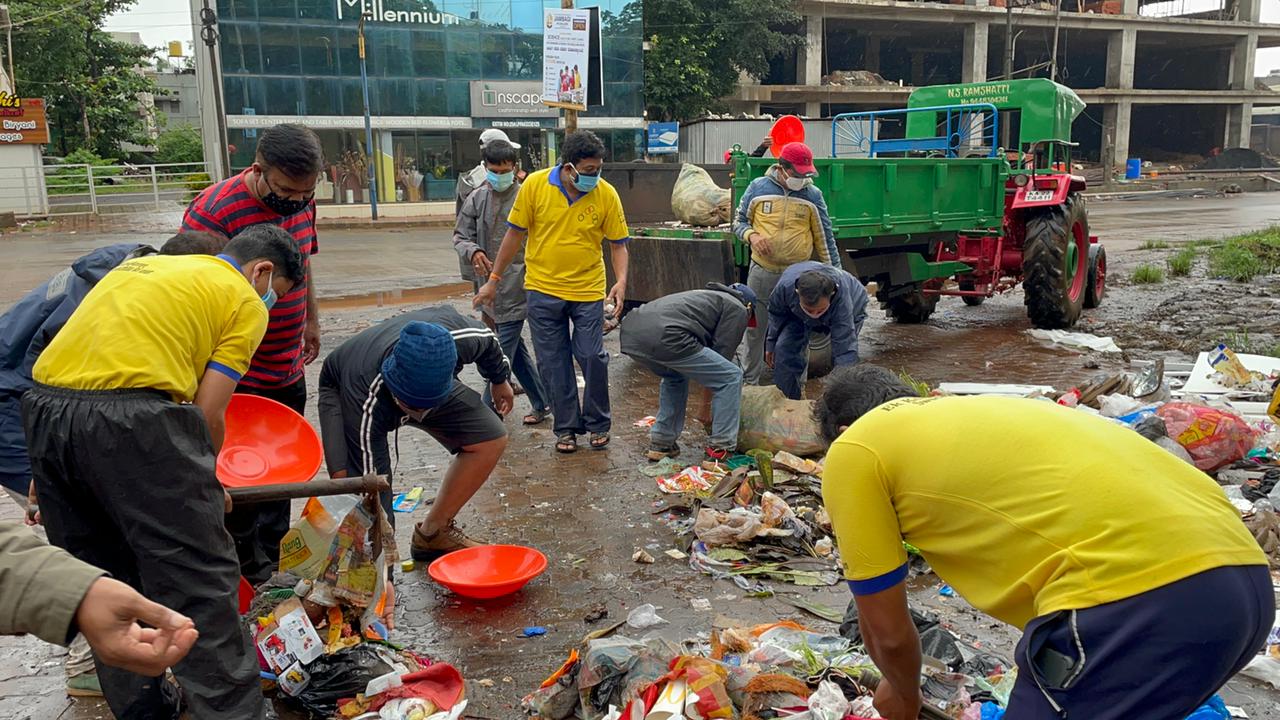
[569,163,600,193]
[486,168,515,192]
[260,271,277,310]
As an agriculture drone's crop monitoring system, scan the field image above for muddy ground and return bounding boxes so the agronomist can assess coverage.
[2,193,1280,719]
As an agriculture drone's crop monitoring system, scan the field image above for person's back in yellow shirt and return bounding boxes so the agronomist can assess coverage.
[823,392,1265,628]
[34,254,269,402]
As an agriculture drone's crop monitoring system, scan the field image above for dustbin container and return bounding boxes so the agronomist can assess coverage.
[1125,158,1142,180]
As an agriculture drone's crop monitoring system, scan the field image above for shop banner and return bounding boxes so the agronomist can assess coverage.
[0,93,49,145]
[542,8,592,111]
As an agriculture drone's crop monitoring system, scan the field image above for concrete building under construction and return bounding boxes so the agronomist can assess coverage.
[725,0,1280,170]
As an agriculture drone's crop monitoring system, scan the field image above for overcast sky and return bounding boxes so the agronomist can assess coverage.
[102,0,1280,74]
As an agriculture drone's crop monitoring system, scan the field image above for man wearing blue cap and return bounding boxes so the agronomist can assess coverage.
[619,283,756,468]
[318,305,512,561]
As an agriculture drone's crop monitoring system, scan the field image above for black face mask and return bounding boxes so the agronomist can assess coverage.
[259,171,311,216]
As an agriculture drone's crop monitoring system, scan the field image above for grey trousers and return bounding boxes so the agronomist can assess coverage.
[744,263,785,384]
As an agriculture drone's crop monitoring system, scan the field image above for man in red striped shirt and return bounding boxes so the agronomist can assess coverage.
[180,124,323,583]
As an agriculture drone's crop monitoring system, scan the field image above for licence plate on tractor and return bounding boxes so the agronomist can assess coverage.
[1024,190,1054,202]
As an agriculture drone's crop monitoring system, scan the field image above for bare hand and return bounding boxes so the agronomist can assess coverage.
[761,135,773,149]
[764,351,775,369]
[872,679,923,720]
[25,481,39,526]
[75,577,199,676]
[749,232,772,257]
[473,280,498,310]
[605,284,626,315]
[303,317,321,365]
[471,251,493,277]
[491,381,515,417]
[379,580,396,631]
[223,490,233,514]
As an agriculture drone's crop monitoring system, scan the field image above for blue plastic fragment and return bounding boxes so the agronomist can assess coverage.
[1183,695,1230,720]
[521,626,548,637]
[980,702,1005,720]
[939,584,956,597]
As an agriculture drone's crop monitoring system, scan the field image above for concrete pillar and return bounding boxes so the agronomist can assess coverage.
[963,22,990,83]
[804,101,822,118]
[190,0,227,181]
[1121,0,1138,14]
[1105,28,1136,90]
[911,52,925,86]
[1229,33,1258,90]
[1226,102,1254,148]
[865,36,881,74]
[1101,100,1132,178]
[1235,0,1262,22]
[798,15,824,85]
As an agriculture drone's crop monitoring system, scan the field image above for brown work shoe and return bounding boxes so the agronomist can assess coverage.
[410,521,483,562]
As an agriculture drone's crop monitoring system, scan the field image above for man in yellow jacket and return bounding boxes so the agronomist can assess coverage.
[734,141,841,384]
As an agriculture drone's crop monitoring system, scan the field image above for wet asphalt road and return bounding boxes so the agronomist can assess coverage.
[1,192,1279,719]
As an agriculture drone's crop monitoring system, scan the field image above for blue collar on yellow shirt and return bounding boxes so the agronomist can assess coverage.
[548,164,590,206]
[214,253,239,271]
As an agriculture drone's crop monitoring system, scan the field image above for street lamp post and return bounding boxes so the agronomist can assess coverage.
[358,12,378,221]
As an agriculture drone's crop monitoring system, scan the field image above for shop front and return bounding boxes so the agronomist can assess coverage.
[202,0,645,207]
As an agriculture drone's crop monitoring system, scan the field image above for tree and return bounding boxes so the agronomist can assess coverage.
[155,124,204,165]
[8,1,161,157]
[639,0,803,121]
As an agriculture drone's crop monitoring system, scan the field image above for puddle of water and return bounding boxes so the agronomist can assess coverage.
[318,283,472,311]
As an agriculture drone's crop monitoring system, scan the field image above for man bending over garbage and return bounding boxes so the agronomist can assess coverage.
[765,261,868,400]
[620,283,756,468]
[24,225,303,720]
[318,305,511,562]
[815,364,1273,720]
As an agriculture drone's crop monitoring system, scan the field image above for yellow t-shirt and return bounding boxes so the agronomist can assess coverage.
[33,254,270,403]
[507,166,630,302]
[822,396,1267,629]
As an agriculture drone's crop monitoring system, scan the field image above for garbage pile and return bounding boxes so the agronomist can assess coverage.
[822,70,895,87]
[245,494,468,720]
[647,448,842,593]
[521,614,1028,720]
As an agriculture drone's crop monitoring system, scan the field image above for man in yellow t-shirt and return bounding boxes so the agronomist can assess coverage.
[815,365,1273,720]
[474,130,629,453]
[23,224,303,720]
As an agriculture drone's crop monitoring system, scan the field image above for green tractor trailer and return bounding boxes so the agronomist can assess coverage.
[629,78,1105,329]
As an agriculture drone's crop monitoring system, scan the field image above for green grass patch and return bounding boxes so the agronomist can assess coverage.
[1167,248,1196,277]
[1141,239,1170,250]
[896,370,931,397]
[1131,264,1165,284]
[1204,226,1280,282]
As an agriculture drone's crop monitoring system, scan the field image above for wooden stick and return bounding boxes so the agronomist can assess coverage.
[226,475,390,504]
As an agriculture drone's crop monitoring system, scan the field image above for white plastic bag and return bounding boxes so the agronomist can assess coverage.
[626,603,668,630]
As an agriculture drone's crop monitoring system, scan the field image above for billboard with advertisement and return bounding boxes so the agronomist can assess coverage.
[471,82,558,119]
[0,94,49,145]
[647,122,679,155]
[541,8,602,111]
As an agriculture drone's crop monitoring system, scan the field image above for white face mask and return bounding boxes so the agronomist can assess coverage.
[785,175,811,191]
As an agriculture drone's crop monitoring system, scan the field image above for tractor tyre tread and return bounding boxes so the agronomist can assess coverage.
[885,289,938,324]
[1023,195,1086,329]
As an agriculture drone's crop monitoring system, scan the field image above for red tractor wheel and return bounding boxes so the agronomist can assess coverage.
[1022,193,1089,328]
[1084,244,1106,309]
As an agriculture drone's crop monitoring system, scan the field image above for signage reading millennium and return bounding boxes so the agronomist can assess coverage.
[336,0,462,25]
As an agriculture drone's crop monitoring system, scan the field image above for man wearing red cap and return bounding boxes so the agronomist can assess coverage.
[733,141,841,386]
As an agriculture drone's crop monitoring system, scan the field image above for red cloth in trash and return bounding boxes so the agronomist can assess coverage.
[366,663,465,712]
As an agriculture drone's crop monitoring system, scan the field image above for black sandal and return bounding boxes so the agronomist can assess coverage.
[589,432,610,450]
[555,434,577,453]
[523,407,551,426]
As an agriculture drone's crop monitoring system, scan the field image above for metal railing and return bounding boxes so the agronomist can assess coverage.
[41,161,212,216]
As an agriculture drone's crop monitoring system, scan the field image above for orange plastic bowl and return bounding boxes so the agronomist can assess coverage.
[216,394,323,488]
[769,115,806,157]
[428,545,548,599]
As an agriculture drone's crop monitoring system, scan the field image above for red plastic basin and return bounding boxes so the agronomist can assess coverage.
[769,115,805,157]
[216,394,322,488]
[428,545,547,599]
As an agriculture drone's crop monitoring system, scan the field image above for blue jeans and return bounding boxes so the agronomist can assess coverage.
[525,289,610,436]
[647,347,743,450]
[773,322,811,400]
[483,319,549,415]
